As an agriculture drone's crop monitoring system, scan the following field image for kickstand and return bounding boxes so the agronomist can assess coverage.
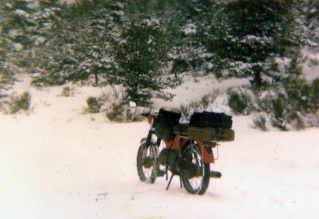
[166,174,174,190]
[166,174,183,190]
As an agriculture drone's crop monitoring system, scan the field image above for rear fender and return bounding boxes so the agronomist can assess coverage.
[164,135,189,150]
[197,141,214,164]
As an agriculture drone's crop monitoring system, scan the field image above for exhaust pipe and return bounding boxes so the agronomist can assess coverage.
[210,171,222,178]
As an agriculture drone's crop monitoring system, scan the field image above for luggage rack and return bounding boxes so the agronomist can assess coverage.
[172,123,189,136]
[172,120,234,142]
[172,122,222,160]
[188,126,235,142]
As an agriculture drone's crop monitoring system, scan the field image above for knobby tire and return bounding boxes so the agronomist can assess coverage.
[181,143,210,195]
[137,143,158,183]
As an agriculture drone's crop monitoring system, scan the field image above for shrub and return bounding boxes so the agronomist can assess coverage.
[309,58,319,66]
[188,100,202,111]
[199,90,219,110]
[251,114,268,131]
[293,113,306,131]
[7,91,31,114]
[177,90,219,120]
[265,92,290,130]
[94,86,146,122]
[228,89,251,115]
[61,87,71,97]
[86,96,102,113]
[106,104,123,121]
[178,103,190,119]
[0,100,5,112]
[61,86,75,97]
[252,77,319,131]
[106,103,145,122]
[99,85,126,106]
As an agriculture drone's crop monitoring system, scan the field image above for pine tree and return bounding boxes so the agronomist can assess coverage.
[2,0,36,68]
[113,20,181,105]
[33,0,122,86]
[204,0,302,85]
[302,0,319,47]
[0,0,62,89]
[0,1,29,96]
[154,0,217,74]
[73,2,120,85]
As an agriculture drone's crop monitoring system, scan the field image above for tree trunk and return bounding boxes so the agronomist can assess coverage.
[251,65,263,87]
[94,73,98,85]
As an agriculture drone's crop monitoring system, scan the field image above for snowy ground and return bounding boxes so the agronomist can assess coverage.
[1,75,319,219]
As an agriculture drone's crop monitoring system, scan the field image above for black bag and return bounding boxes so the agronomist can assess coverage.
[155,108,181,140]
[189,111,232,129]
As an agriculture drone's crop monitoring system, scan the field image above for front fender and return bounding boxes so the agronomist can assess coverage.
[140,137,147,144]
[140,137,157,145]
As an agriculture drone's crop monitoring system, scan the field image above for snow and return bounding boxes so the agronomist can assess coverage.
[302,47,319,81]
[14,9,30,18]
[1,74,319,219]
[13,43,23,52]
[153,74,249,113]
[182,23,197,35]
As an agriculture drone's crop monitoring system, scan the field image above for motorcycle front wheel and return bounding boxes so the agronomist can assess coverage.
[181,143,210,195]
[137,142,158,183]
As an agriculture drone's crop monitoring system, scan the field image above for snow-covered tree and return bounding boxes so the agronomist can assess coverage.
[298,0,319,47]
[154,0,217,75]
[0,32,14,97]
[204,0,303,86]
[33,0,123,86]
[73,2,122,85]
[113,19,181,105]
[0,0,31,96]
[0,0,62,88]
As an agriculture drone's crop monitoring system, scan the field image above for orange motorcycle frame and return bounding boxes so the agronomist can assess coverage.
[146,114,215,164]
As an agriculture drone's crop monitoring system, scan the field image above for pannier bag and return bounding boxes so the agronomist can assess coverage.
[155,107,181,140]
[189,111,234,142]
[188,126,235,142]
[189,111,232,129]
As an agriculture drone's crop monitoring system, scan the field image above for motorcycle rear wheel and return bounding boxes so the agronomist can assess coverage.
[181,143,210,195]
[137,143,158,183]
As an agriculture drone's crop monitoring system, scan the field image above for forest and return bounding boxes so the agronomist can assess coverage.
[1,0,319,130]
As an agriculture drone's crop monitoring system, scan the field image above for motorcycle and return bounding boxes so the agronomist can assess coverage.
[136,108,224,195]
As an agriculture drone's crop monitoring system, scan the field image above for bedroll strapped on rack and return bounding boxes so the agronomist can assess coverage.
[189,111,232,128]
[188,111,235,142]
